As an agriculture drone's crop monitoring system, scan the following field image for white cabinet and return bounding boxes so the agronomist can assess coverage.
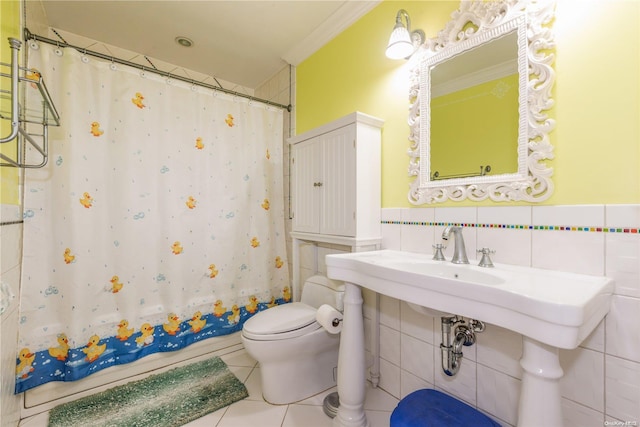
[288,112,383,302]
[289,112,383,241]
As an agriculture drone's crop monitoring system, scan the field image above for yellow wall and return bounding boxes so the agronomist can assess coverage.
[0,0,21,205]
[296,0,640,207]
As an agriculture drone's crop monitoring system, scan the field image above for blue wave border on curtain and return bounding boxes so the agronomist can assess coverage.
[15,300,286,393]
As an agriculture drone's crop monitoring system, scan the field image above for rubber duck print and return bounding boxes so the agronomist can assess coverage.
[171,241,183,255]
[48,333,70,361]
[195,137,204,150]
[16,348,35,378]
[283,286,291,302]
[275,256,284,269]
[162,313,181,335]
[213,300,227,317]
[26,69,40,82]
[261,199,270,210]
[188,311,206,333]
[227,305,240,325]
[110,275,123,293]
[82,335,106,363]
[135,323,154,346]
[245,296,259,314]
[131,92,145,109]
[26,69,40,89]
[90,121,104,137]
[224,114,234,127]
[250,237,260,248]
[63,248,75,264]
[208,264,219,279]
[116,320,135,341]
[79,192,93,208]
[186,196,197,210]
[267,296,277,308]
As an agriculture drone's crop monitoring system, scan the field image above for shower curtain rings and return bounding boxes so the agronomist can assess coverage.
[29,35,39,50]
[54,41,63,57]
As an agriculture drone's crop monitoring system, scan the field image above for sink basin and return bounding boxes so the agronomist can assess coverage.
[326,249,614,349]
[372,259,505,286]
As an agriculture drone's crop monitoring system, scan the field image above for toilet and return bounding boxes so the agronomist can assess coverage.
[241,275,344,404]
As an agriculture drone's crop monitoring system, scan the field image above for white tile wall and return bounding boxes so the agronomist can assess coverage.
[560,347,605,412]
[562,398,604,427]
[476,364,521,426]
[400,208,435,255]
[605,295,640,362]
[400,334,435,384]
[605,355,640,423]
[327,204,640,426]
[477,207,532,266]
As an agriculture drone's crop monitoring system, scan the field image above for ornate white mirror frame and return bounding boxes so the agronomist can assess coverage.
[407,0,556,204]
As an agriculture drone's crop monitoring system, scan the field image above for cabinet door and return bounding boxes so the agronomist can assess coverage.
[291,138,321,233]
[320,126,356,236]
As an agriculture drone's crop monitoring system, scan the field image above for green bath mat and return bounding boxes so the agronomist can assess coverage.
[48,356,248,427]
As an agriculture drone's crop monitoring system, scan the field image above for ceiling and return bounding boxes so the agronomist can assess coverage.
[35,1,379,89]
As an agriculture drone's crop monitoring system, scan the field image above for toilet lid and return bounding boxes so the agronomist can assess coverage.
[242,302,321,341]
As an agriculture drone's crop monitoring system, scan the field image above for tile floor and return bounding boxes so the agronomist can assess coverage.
[19,349,399,427]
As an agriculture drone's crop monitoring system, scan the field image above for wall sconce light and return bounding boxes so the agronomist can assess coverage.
[385,9,425,60]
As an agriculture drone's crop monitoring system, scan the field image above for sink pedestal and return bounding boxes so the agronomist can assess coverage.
[518,337,564,427]
[333,286,567,427]
[334,283,369,427]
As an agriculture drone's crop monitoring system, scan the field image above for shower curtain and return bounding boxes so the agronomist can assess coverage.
[16,43,290,393]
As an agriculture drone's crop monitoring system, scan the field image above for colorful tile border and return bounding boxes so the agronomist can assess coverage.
[381,221,639,234]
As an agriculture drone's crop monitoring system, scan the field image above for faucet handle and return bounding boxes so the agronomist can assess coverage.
[432,243,446,261]
[477,248,495,268]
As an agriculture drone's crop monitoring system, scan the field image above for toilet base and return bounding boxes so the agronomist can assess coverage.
[260,342,339,404]
[242,328,340,405]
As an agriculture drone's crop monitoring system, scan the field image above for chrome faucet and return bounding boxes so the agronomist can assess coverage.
[441,226,469,264]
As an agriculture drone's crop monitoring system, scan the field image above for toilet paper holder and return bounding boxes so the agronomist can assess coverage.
[316,304,344,334]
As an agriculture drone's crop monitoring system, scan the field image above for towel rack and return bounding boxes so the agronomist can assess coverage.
[0,37,60,168]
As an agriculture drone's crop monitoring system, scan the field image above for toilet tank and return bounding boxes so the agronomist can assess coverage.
[300,275,345,311]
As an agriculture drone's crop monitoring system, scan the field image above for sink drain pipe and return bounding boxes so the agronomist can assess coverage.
[440,316,485,376]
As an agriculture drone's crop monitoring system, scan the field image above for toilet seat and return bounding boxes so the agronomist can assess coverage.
[242,302,321,341]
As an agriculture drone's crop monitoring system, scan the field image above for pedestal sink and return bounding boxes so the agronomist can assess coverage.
[325,250,614,427]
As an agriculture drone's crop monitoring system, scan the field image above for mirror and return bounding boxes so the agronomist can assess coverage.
[407,0,556,204]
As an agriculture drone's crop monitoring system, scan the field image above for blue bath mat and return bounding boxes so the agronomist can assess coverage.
[391,389,501,427]
[47,356,248,427]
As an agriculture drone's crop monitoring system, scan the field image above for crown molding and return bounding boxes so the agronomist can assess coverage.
[282,1,381,66]
[431,60,517,98]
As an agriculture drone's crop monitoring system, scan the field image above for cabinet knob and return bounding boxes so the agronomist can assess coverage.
[314,182,323,187]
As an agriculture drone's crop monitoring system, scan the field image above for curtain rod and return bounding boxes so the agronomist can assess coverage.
[24,28,292,112]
